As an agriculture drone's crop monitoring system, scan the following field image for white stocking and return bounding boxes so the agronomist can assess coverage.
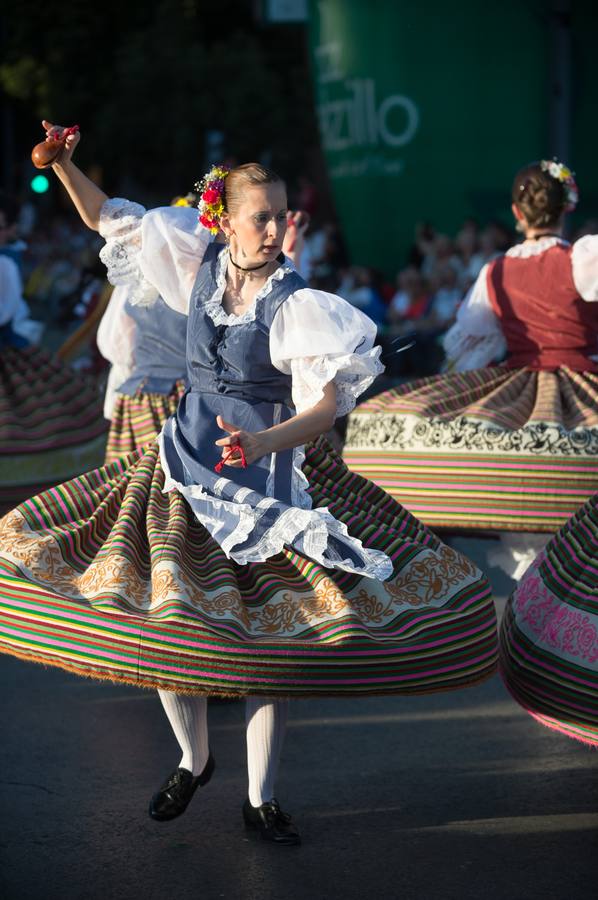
[157,690,210,776]
[245,698,289,807]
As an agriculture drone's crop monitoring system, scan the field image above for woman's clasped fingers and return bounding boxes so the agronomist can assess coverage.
[216,414,240,436]
[40,120,80,163]
[214,415,244,466]
[42,119,63,140]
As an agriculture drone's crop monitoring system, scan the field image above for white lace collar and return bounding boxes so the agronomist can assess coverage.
[204,247,295,327]
[506,236,569,259]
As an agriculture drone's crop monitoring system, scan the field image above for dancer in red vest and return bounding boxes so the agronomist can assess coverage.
[344,160,598,573]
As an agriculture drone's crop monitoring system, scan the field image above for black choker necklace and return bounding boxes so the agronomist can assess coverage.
[228,254,271,272]
[529,232,561,241]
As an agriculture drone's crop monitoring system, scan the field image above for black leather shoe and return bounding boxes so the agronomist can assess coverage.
[149,753,215,821]
[242,798,301,845]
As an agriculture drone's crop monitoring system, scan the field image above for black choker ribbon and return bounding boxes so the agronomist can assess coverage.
[228,251,285,272]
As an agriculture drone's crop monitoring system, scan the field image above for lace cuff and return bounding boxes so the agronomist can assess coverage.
[270,287,383,416]
[98,198,158,307]
[288,348,384,417]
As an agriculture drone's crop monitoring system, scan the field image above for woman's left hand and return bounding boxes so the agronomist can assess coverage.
[214,415,270,467]
[283,210,310,259]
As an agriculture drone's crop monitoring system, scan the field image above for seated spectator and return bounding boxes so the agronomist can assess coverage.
[454,221,479,290]
[337,266,386,327]
[420,233,464,286]
[465,223,503,283]
[428,263,462,328]
[408,221,436,269]
[388,266,432,328]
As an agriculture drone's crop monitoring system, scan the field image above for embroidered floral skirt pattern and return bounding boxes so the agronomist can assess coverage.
[499,493,598,745]
[0,439,497,697]
[105,381,187,464]
[343,366,598,533]
[0,347,108,511]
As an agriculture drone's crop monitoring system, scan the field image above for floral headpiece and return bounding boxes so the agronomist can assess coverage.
[195,164,230,233]
[540,158,579,212]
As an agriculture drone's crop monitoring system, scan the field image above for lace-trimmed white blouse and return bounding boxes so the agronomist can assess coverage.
[443,235,598,371]
[98,198,383,418]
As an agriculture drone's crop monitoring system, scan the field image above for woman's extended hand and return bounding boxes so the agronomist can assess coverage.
[42,120,80,166]
[214,415,270,467]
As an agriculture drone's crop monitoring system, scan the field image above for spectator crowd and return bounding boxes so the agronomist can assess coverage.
[300,217,514,376]
[4,186,598,383]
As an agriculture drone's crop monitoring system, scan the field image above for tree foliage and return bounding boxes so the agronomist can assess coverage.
[0,0,318,201]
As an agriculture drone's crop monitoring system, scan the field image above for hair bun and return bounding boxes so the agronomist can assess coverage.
[512,162,568,228]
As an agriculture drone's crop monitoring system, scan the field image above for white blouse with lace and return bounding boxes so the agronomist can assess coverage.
[99,198,383,419]
[443,235,598,370]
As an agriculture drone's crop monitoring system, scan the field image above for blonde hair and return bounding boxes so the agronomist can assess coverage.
[224,163,284,216]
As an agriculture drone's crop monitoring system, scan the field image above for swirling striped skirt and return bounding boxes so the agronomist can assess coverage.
[344,366,598,533]
[0,439,497,698]
[500,493,598,745]
[0,346,107,512]
[105,381,187,464]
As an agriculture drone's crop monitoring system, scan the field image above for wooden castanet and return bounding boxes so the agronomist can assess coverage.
[31,125,80,169]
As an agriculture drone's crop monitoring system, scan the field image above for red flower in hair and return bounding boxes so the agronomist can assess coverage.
[202,188,219,204]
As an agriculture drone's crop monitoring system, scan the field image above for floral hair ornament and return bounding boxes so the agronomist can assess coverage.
[540,158,579,212]
[195,164,231,233]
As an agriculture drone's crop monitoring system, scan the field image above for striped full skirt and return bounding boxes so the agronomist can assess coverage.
[105,381,187,464]
[0,439,497,698]
[499,493,598,745]
[0,346,107,512]
[343,366,598,533]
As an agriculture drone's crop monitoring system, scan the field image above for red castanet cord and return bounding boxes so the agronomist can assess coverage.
[214,442,247,474]
[54,125,80,139]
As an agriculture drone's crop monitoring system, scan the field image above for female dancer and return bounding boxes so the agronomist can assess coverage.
[500,492,598,746]
[97,283,188,462]
[0,123,497,844]
[0,199,107,512]
[98,200,308,464]
[344,160,598,572]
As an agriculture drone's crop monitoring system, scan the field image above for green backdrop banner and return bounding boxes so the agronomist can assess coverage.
[308,0,557,273]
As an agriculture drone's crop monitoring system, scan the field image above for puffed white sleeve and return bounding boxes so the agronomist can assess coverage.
[571,235,598,301]
[269,289,384,417]
[96,285,138,419]
[98,199,211,313]
[442,263,506,370]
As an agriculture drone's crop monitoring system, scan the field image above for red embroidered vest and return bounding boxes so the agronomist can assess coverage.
[486,244,598,372]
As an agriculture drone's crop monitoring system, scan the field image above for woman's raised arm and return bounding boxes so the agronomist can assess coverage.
[42,121,108,231]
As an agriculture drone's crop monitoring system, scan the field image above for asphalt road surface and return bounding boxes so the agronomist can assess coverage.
[1,539,597,900]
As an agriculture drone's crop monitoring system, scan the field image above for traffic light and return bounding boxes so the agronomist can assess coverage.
[30,174,50,194]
